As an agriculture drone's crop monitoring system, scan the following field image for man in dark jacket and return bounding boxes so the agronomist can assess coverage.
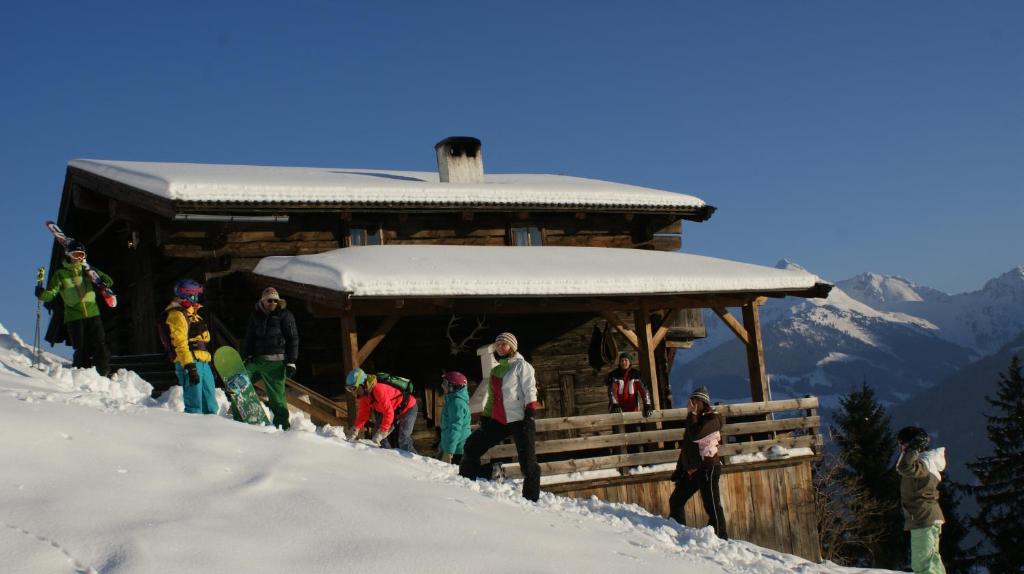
[896,426,947,574]
[668,386,728,539]
[243,287,299,430]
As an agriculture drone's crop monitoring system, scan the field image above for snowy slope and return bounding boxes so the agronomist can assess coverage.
[673,262,973,409]
[837,266,1024,355]
[0,323,884,574]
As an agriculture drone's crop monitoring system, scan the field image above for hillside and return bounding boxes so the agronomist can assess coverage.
[0,323,881,574]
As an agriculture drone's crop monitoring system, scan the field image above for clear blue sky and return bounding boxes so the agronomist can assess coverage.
[2,1,1021,347]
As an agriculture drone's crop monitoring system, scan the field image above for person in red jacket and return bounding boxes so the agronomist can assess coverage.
[606,351,653,417]
[344,368,418,453]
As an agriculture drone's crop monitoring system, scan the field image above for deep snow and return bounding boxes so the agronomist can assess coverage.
[0,323,886,574]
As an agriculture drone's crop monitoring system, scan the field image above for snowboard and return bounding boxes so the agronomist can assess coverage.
[44,220,118,308]
[213,346,270,426]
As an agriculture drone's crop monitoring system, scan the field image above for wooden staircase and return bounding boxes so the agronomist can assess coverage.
[109,353,178,396]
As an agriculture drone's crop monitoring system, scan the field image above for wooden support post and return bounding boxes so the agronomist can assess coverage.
[599,310,639,350]
[355,315,400,365]
[712,306,749,345]
[340,313,360,426]
[741,301,769,402]
[633,305,661,410]
[650,308,678,348]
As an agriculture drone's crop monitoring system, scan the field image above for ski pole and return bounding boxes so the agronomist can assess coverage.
[34,267,45,370]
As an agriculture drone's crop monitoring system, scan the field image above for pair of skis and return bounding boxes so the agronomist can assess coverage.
[44,220,117,308]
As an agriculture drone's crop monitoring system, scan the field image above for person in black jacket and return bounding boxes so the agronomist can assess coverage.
[242,287,299,430]
[668,386,729,539]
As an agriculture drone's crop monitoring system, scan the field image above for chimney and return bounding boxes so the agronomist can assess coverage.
[435,136,483,184]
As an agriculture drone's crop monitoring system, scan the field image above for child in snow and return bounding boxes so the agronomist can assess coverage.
[459,332,542,502]
[668,386,729,539]
[345,368,418,453]
[896,426,947,574]
[164,279,218,415]
[438,371,471,464]
[36,240,112,376]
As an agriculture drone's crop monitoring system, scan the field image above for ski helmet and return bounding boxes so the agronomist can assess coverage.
[441,371,468,387]
[64,240,87,257]
[345,368,368,388]
[897,426,930,452]
[173,279,204,303]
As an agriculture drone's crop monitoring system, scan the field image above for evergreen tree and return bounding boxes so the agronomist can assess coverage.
[937,479,977,574]
[829,382,904,568]
[968,355,1024,573]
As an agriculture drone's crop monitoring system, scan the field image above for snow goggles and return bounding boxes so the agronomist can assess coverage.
[67,250,86,260]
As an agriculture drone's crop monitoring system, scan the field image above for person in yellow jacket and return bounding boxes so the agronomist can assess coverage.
[164,279,217,414]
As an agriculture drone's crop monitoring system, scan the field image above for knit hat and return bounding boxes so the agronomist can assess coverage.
[617,351,634,362]
[689,386,711,406]
[495,332,518,353]
[345,368,367,388]
[897,426,930,452]
[261,287,281,302]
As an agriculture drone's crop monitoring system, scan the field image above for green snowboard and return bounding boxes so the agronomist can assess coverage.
[213,346,271,426]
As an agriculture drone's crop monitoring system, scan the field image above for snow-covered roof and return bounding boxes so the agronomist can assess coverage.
[68,159,709,213]
[252,245,827,298]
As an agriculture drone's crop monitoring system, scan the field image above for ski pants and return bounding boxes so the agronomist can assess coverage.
[669,464,729,539]
[245,357,290,430]
[910,524,945,574]
[176,361,218,415]
[66,316,109,376]
[459,416,540,502]
[381,402,418,453]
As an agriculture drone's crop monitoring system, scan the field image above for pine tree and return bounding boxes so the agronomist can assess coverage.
[936,480,977,574]
[829,382,905,568]
[968,355,1024,573]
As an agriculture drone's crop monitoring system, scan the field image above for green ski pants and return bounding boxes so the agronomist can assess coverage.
[910,523,945,574]
[246,357,290,430]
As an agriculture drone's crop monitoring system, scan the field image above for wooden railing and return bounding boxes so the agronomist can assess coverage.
[253,378,347,427]
[488,397,822,482]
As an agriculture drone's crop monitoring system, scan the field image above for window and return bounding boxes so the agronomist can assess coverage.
[348,227,382,246]
[510,226,543,246]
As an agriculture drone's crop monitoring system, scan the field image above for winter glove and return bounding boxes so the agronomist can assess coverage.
[34,285,44,298]
[285,363,297,378]
[184,363,199,386]
[523,407,536,421]
[642,403,653,418]
[609,404,623,414]
[441,452,454,464]
[370,432,385,447]
[347,428,362,442]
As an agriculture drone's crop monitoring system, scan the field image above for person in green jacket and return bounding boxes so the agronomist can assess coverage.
[438,371,471,464]
[896,426,947,574]
[36,240,112,376]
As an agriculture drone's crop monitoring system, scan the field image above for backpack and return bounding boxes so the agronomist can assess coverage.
[376,372,414,394]
[375,372,415,415]
[158,306,208,363]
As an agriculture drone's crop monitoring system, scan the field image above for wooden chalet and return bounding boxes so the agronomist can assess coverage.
[47,137,832,561]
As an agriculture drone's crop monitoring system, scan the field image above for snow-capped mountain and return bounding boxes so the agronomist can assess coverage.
[837,266,1024,355]
[671,262,1024,410]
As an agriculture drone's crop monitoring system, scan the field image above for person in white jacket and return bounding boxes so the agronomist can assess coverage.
[458,332,542,501]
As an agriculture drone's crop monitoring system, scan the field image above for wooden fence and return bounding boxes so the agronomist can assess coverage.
[486,397,822,481]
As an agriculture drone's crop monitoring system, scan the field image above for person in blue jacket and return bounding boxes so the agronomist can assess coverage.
[438,371,471,464]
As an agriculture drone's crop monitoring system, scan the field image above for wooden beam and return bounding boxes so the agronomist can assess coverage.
[742,301,769,402]
[650,308,678,348]
[712,307,750,345]
[633,304,661,409]
[599,310,639,349]
[339,313,360,427]
[355,315,400,365]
